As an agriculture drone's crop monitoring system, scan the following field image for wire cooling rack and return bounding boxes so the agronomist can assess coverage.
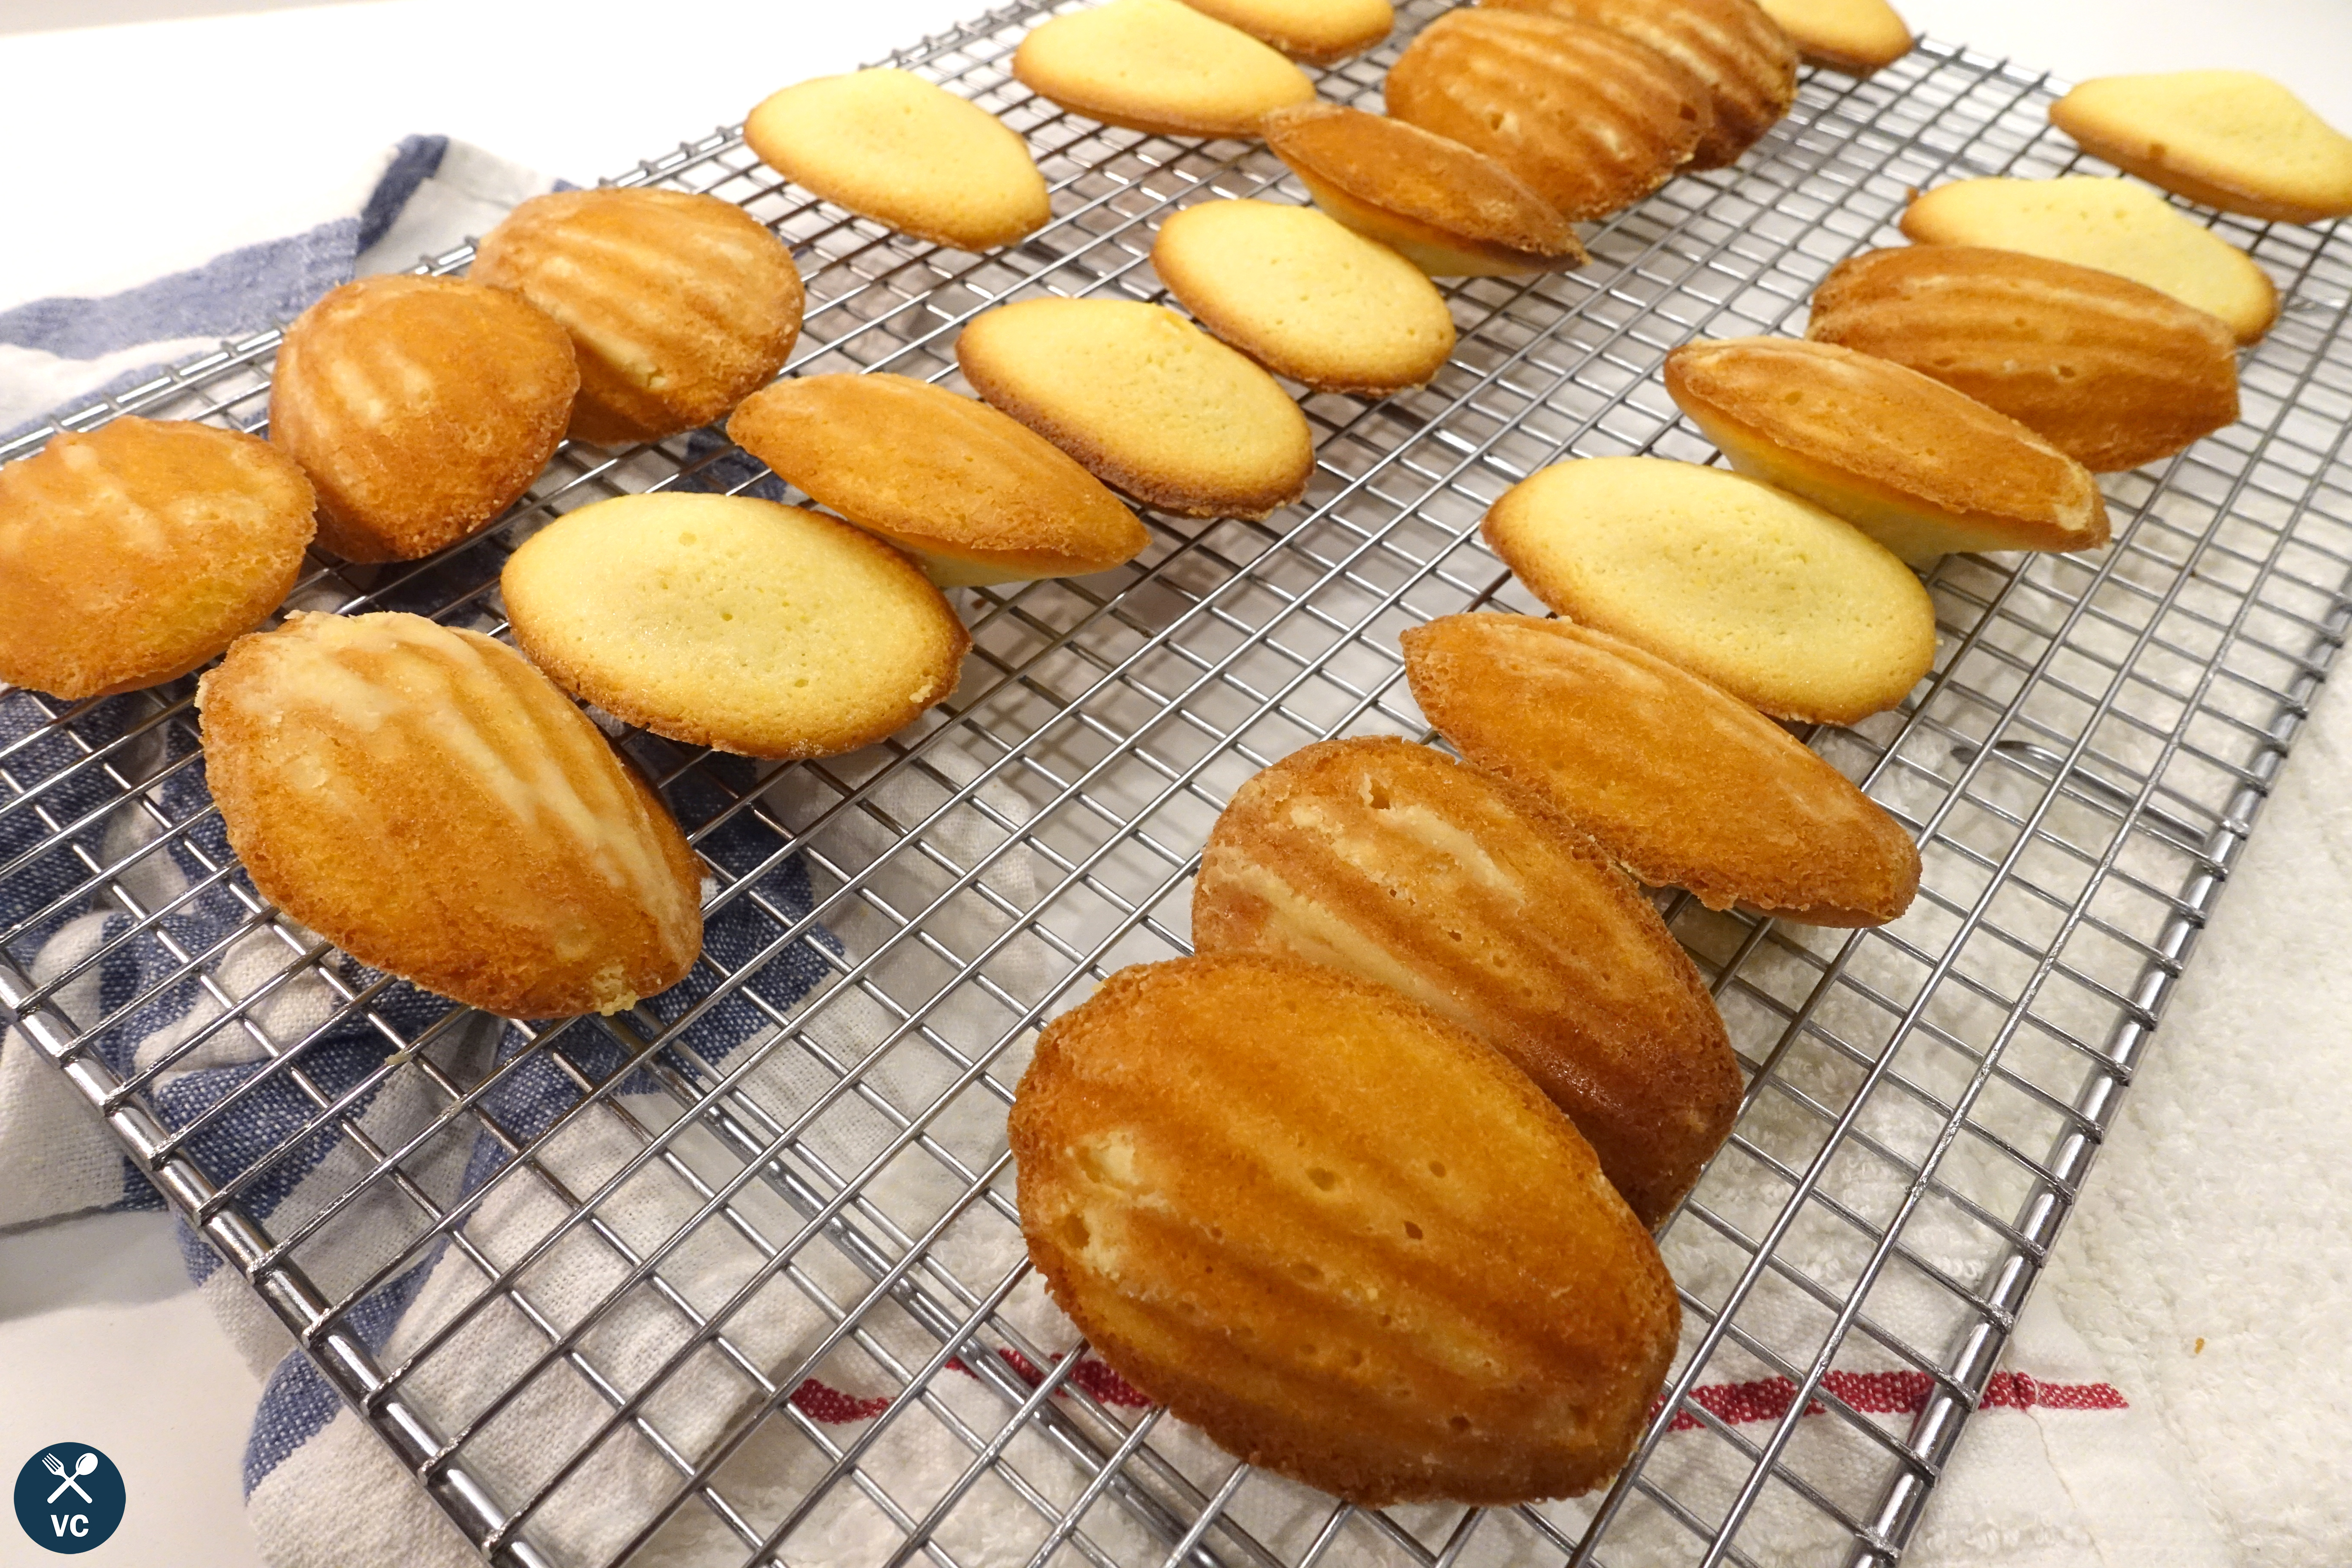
[5,2,2350,1563]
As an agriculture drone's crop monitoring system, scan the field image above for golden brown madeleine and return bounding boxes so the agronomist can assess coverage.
[1482,0,1797,170]
[956,298,1313,520]
[1177,0,1393,63]
[1011,952,1680,1504]
[1384,9,1712,221]
[1665,337,2110,564]
[197,612,703,1017]
[1754,0,1908,75]
[1403,615,1920,925]
[0,419,314,699]
[1192,736,1739,1224]
[727,374,1147,585]
[744,69,1051,252]
[1262,104,1586,277]
[1482,456,1936,725]
[2050,71,2352,226]
[471,188,804,447]
[1806,247,2240,473]
[269,275,577,563]
[1011,0,1316,140]
[502,493,970,758]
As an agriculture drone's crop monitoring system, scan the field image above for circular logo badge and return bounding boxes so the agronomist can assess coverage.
[12,1445,124,1554]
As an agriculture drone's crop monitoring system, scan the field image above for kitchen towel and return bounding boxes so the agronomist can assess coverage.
[1,138,2339,1568]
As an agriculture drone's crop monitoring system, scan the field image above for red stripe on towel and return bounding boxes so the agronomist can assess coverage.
[787,1362,2124,1425]
[1649,1369,2128,1431]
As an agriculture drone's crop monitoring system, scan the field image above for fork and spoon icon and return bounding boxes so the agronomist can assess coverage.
[40,1450,97,1504]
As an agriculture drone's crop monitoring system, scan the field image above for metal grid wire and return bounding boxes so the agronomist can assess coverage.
[4,1,2349,1562]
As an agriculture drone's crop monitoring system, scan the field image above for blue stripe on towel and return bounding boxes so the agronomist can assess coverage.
[242,1254,439,1497]
[0,220,360,363]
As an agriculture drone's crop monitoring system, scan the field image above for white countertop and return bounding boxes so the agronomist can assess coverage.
[0,2,2346,1565]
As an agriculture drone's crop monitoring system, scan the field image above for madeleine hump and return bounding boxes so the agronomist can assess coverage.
[1482,0,1797,170]
[729,374,1148,585]
[1261,103,1586,277]
[1665,336,2110,564]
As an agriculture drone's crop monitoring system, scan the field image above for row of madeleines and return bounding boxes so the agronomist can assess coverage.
[13,0,2339,705]
[982,12,2352,1517]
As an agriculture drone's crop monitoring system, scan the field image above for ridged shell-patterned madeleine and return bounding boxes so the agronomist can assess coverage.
[1665,336,2110,563]
[197,612,704,1017]
[1482,0,1797,170]
[270,275,578,562]
[727,374,1148,585]
[1385,9,1712,221]
[1805,246,2241,473]
[1192,736,1740,1225]
[1403,615,1921,926]
[470,188,805,447]
[1011,952,1681,1505]
[1262,103,1586,277]
[0,419,315,701]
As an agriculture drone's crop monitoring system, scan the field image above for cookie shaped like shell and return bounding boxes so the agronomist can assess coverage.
[1385,9,1712,221]
[1403,615,1921,925]
[2050,70,2352,225]
[500,492,970,759]
[1011,952,1681,1505]
[1176,0,1393,63]
[1482,0,1797,170]
[1152,199,1457,394]
[1482,456,1938,724]
[1806,245,2240,472]
[1192,736,1740,1224]
[197,612,704,1017]
[471,188,804,446]
[270,275,578,562]
[1012,0,1316,140]
[727,374,1147,585]
[745,69,1050,252]
[0,418,314,699]
[1262,103,1586,276]
[1665,336,2110,563]
[1753,0,1909,74]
